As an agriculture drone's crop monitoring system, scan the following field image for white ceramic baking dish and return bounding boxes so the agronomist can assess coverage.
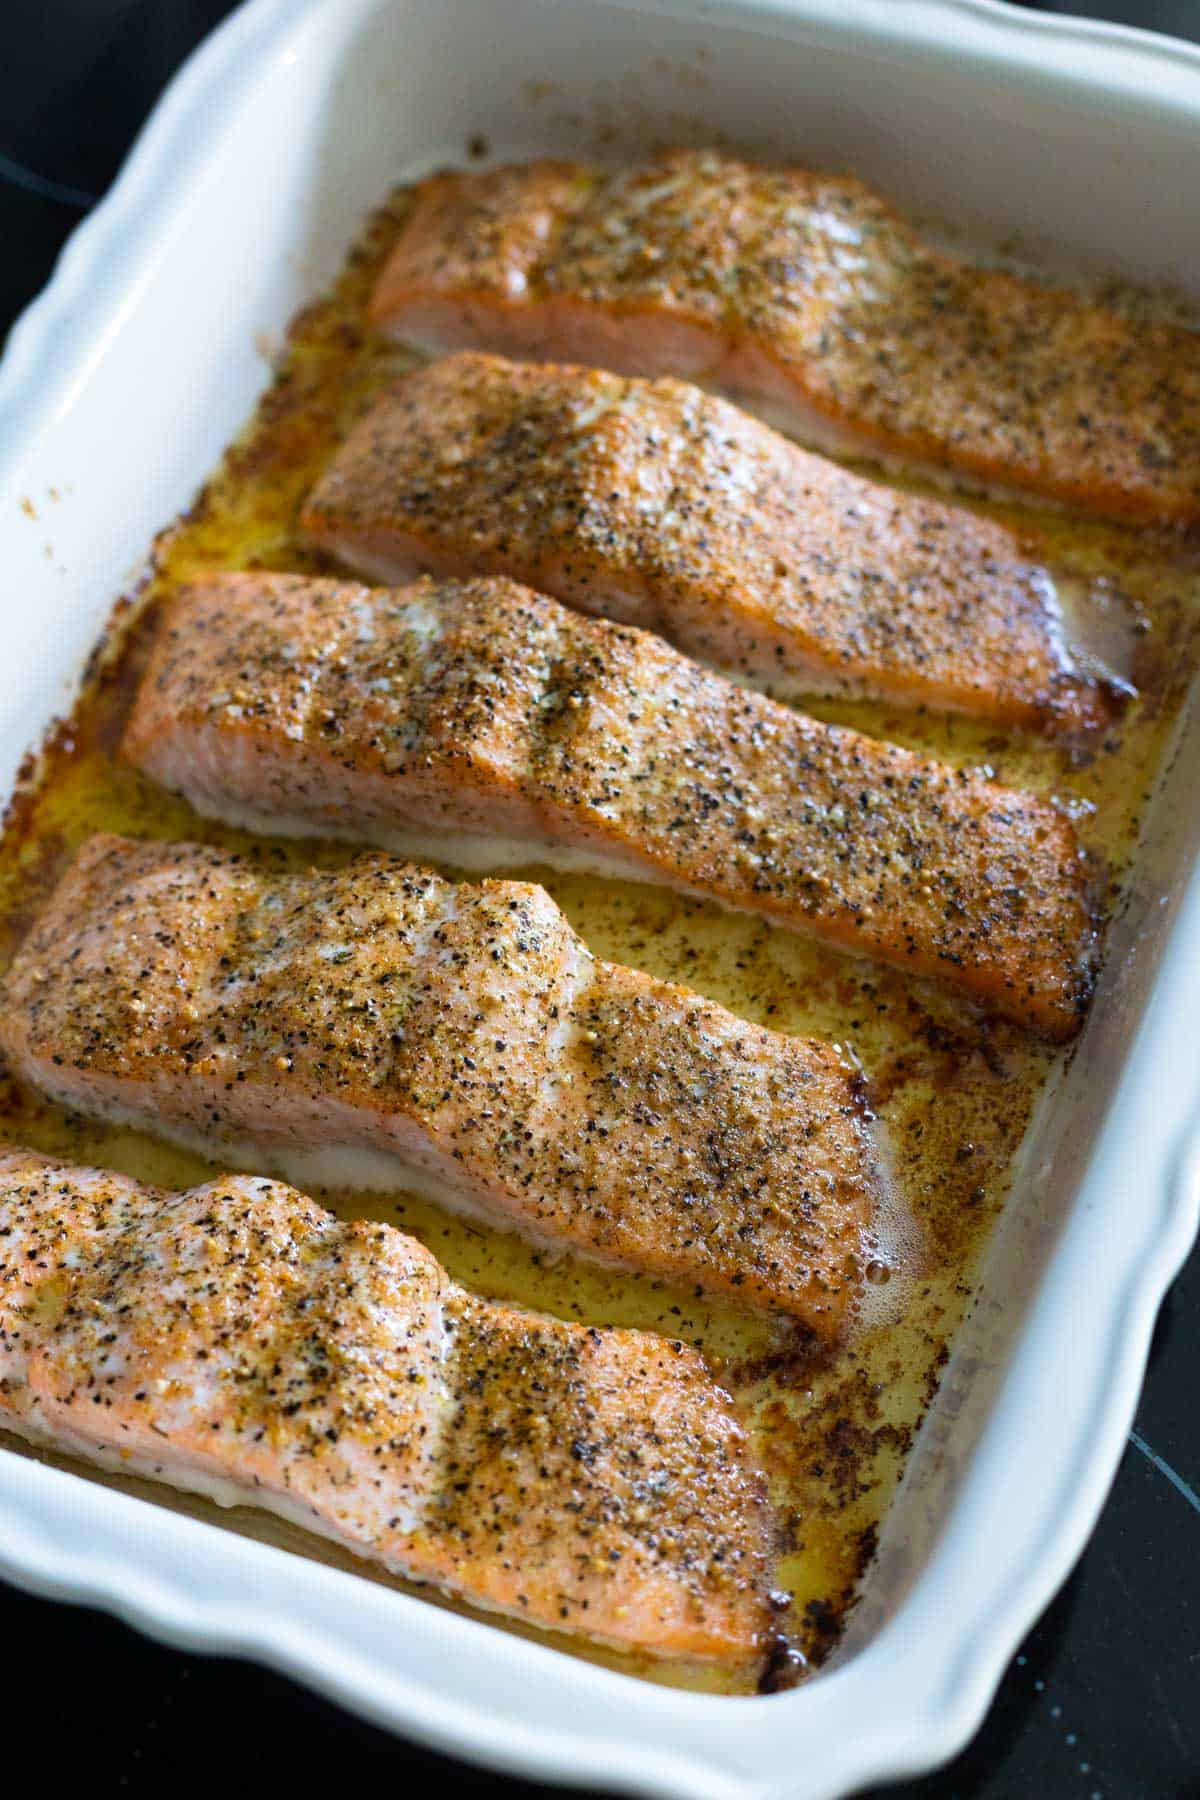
[2,1,1199,1792]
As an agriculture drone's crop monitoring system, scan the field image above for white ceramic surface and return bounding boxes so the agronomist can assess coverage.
[1,3,1199,1794]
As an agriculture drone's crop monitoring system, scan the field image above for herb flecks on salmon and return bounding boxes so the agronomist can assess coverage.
[0,835,881,1335]
[0,1149,775,1664]
[301,351,1120,735]
[125,572,1098,1038]
[367,151,1200,525]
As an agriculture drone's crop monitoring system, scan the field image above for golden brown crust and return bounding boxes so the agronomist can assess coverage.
[301,351,1121,734]
[0,836,880,1333]
[0,1148,774,1662]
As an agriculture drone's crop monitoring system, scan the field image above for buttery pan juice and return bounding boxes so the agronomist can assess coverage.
[0,187,1195,1693]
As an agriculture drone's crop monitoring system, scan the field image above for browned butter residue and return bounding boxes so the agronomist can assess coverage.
[0,184,1196,1695]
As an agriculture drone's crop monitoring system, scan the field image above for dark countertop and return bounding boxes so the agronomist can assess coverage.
[1,5,1196,1794]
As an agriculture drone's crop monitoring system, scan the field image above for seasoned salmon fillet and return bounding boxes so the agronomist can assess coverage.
[125,573,1097,1038]
[368,151,1200,525]
[0,1149,774,1663]
[0,835,881,1336]
[300,352,1119,736]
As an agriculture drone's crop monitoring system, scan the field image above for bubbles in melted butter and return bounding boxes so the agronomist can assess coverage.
[846,1113,927,1338]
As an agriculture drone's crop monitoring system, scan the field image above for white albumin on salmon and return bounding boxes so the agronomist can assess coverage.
[125,572,1098,1039]
[368,151,1200,526]
[0,834,883,1338]
[0,1149,776,1665]
[300,352,1125,737]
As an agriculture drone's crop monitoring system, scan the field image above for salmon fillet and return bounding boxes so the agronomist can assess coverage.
[368,151,1200,526]
[0,835,881,1337]
[300,351,1119,736]
[0,1148,774,1663]
[125,573,1097,1038]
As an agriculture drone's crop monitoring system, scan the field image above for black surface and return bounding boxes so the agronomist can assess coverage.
[2,4,1198,1795]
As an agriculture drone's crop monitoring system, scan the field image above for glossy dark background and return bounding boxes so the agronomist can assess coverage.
[1,4,1197,1794]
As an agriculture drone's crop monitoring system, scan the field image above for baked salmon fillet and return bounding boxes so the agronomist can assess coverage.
[0,1149,775,1664]
[368,151,1200,526]
[300,351,1120,736]
[0,835,882,1337]
[125,573,1097,1038]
